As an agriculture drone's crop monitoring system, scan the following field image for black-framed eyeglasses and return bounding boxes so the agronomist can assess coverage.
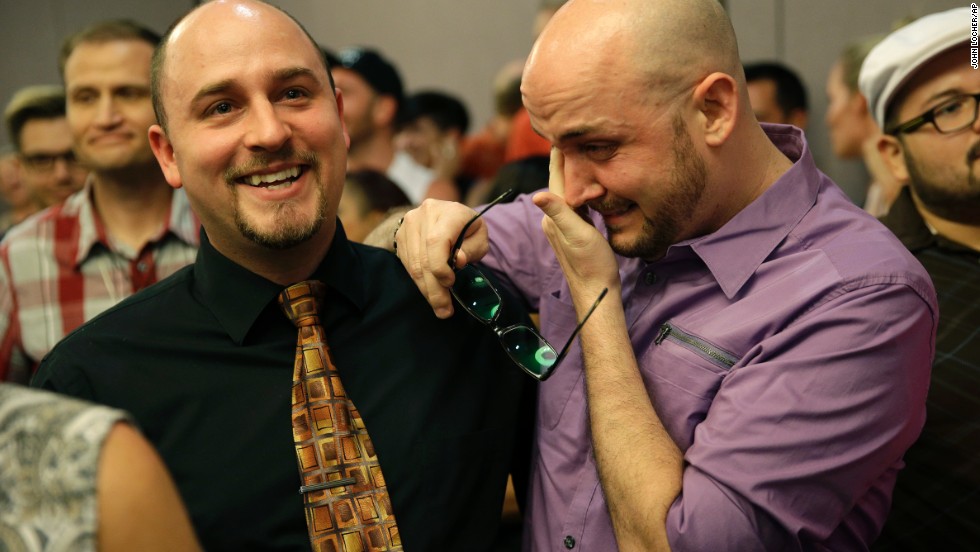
[887,92,980,136]
[448,189,608,381]
[19,150,77,173]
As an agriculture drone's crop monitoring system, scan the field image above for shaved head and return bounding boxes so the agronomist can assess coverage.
[519,0,768,260]
[152,0,330,132]
[524,0,742,109]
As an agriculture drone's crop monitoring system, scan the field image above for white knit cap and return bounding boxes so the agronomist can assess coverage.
[859,7,972,129]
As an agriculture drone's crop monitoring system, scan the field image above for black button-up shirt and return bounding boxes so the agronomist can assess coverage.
[33,224,532,551]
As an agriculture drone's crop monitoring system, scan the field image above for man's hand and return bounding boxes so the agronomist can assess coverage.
[532,149,620,310]
[394,199,486,319]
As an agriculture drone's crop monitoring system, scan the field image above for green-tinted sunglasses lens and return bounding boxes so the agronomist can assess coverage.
[452,265,501,322]
[501,326,557,378]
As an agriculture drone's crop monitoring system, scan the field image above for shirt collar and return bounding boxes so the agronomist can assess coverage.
[194,220,367,345]
[668,124,820,299]
[65,179,200,267]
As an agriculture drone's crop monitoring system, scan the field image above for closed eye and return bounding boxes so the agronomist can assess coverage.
[581,143,617,161]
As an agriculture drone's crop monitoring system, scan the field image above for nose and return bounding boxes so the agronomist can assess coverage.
[51,157,72,184]
[561,155,604,208]
[94,96,122,128]
[243,101,292,151]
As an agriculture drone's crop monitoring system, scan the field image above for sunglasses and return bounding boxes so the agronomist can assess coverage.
[449,189,607,381]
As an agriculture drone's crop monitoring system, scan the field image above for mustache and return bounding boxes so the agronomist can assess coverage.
[587,198,634,213]
[223,147,319,184]
[968,141,980,163]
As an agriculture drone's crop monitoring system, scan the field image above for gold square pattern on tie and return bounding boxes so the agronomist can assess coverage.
[280,281,402,551]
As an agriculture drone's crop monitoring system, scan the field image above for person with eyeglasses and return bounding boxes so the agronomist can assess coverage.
[859,7,980,550]
[32,2,533,550]
[2,85,88,209]
[390,0,938,550]
[0,21,200,384]
[0,151,44,238]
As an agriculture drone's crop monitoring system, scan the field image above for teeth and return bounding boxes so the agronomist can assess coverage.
[246,166,300,186]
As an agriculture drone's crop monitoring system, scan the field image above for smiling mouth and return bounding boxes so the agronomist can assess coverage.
[238,166,304,190]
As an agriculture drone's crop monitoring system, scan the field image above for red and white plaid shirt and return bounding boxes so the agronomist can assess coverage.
[0,183,199,383]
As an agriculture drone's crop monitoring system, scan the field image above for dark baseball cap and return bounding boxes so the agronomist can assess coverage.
[333,47,404,104]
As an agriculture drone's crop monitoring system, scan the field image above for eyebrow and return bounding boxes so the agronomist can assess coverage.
[190,66,320,106]
[921,88,967,108]
[555,127,598,145]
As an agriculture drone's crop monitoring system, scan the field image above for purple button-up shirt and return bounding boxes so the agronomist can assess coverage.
[481,125,936,551]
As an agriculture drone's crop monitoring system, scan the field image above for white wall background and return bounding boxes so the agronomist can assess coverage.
[0,0,968,203]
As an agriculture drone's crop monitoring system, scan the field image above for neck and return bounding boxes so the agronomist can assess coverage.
[91,163,175,251]
[214,222,336,286]
[710,122,793,228]
[915,196,980,252]
[12,200,43,223]
[346,132,395,173]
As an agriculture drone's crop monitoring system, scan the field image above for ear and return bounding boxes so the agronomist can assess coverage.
[876,134,910,184]
[372,95,398,128]
[148,124,183,190]
[692,72,738,147]
[335,88,351,151]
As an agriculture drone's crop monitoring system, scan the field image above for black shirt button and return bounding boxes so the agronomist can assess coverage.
[644,272,657,285]
[564,535,576,549]
[137,261,149,272]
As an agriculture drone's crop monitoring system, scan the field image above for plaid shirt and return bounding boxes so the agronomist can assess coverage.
[0,183,199,383]
[874,187,980,550]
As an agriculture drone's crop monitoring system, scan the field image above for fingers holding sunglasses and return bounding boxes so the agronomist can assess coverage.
[532,190,621,306]
[396,199,482,318]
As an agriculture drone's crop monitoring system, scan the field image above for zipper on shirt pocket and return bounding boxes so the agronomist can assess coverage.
[655,322,738,370]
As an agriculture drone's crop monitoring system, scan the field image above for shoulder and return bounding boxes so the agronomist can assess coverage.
[50,265,196,348]
[0,202,71,252]
[0,385,128,546]
[790,186,935,306]
[348,242,444,307]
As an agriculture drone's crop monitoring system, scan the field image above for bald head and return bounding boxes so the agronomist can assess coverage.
[151,0,329,131]
[525,0,741,106]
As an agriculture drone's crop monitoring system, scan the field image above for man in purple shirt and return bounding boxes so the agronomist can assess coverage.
[392,0,936,549]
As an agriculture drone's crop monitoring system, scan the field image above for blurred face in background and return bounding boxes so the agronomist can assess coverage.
[17,117,88,206]
[65,39,159,173]
[331,68,392,148]
[396,116,452,169]
[747,79,792,125]
[0,153,43,215]
[825,61,869,159]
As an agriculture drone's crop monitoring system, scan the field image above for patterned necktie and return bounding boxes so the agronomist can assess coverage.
[279,281,402,552]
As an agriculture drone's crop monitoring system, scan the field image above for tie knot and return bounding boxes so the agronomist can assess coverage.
[278,280,327,328]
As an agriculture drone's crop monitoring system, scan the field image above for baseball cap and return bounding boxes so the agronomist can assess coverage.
[333,47,404,104]
[859,7,971,129]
